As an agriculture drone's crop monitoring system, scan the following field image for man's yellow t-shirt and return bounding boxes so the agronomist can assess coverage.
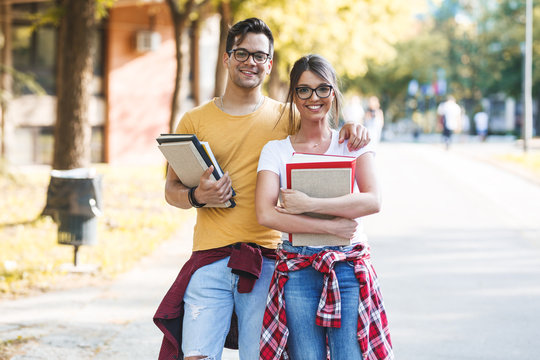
[176,97,289,251]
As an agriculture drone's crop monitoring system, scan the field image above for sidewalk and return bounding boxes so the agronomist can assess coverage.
[0,212,238,359]
[390,134,540,186]
[447,138,540,187]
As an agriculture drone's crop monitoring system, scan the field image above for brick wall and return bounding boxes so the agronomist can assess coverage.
[106,3,175,165]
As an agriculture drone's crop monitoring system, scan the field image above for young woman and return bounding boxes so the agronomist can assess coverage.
[256,54,393,360]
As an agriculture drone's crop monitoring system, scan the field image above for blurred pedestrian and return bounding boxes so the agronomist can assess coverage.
[364,95,385,145]
[461,112,470,135]
[342,94,365,128]
[474,110,489,142]
[437,95,461,149]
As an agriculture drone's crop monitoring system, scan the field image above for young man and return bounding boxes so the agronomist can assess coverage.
[437,95,461,150]
[153,18,369,360]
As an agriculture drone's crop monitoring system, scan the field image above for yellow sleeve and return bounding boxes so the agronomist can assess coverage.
[175,112,196,134]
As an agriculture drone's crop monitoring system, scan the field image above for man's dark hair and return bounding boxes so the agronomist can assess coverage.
[226,18,274,56]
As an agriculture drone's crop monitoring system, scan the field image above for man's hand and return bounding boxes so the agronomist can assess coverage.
[339,123,370,151]
[194,166,233,205]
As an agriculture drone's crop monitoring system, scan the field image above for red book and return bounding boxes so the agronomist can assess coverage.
[285,152,356,246]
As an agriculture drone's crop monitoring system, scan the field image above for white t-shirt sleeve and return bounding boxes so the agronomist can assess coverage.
[348,141,376,158]
[257,141,281,175]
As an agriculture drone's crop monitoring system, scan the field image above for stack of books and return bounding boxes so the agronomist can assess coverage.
[156,134,235,208]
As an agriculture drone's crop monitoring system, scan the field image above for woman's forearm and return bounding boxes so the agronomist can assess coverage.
[256,170,358,239]
[304,192,381,219]
[257,204,332,235]
[279,152,381,219]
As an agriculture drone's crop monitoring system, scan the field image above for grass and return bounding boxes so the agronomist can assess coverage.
[0,164,190,298]
[497,152,540,179]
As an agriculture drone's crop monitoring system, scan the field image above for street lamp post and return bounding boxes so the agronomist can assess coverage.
[523,0,533,152]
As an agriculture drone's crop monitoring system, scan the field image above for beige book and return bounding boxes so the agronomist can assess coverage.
[286,153,355,246]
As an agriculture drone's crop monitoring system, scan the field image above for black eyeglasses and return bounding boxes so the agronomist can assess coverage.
[227,48,271,64]
[295,85,333,100]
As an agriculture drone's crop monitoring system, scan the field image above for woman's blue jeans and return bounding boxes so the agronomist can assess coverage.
[281,241,363,360]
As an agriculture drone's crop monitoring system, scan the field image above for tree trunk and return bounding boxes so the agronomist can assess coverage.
[0,2,12,160]
[214,0,231,97]
[166,0,194,132]
[268,53,286,102]
[53,0,96,170]
[189,18,200,106]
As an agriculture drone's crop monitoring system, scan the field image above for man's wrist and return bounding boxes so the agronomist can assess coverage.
[188,186,206,208]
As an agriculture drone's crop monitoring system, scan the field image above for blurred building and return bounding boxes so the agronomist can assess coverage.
[0,0,215,166]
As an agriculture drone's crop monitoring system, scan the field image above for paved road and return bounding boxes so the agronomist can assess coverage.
[1,141,539,359]
[366,141,540,360]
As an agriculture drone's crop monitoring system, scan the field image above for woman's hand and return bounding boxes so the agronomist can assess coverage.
[327,217,358,239]
[274,188,311,214]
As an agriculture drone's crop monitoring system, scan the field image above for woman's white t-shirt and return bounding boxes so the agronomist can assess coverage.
[257,129,375,244]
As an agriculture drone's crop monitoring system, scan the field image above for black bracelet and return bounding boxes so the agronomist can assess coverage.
[188,186,206,208]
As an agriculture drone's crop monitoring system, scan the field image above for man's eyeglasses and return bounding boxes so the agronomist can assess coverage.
[228,48,271,64]
[295,85,333,100]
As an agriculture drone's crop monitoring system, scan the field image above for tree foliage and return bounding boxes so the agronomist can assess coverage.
[236,0,426,83]
[472,0,540,99]
[343,0,540,124]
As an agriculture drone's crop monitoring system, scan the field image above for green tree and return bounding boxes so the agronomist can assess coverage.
[213,0,245,97]
[166,0,212,131]
[345,23,448,122]
[0,1,115,168]
[475,0,540,99]
[235,0,425,100]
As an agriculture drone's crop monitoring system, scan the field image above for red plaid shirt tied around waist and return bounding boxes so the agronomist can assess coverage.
[260,244,393,360]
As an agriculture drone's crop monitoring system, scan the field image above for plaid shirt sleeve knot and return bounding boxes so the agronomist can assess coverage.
[260,244,394,360]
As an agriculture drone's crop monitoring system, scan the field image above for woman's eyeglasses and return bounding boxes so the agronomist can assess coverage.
[295,85,333,100]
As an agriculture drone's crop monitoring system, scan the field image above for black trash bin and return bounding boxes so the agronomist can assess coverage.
[42,168,103,265]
